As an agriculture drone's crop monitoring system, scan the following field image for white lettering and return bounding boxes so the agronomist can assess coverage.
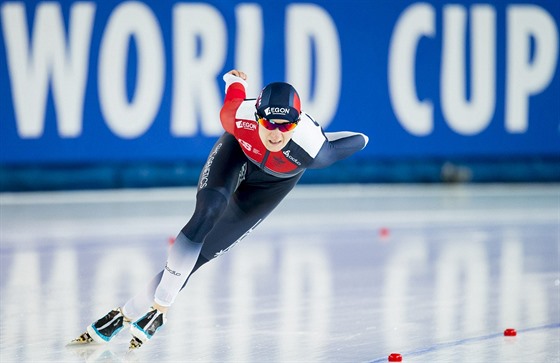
[235,4,263,97]
[283,150,301,165]
[1,2,95,138]
[236,121,257,131]
[265,106,291,116]
[238,139,252,152]
[286,4,340,127]
[390,4,558,137]
[98,2,165,139]
[506,5,559,133]
[3,2,557,151]
[441,5,496,135]
[171,4,226,137]
[199,142,222,189]
[388,3,435,136]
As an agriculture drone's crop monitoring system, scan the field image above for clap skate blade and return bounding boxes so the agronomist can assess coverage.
[68,332,94,345]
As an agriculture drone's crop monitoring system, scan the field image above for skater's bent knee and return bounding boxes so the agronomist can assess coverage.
[181,188,228,242]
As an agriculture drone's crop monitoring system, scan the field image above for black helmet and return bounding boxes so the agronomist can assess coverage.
[255,82,301,122]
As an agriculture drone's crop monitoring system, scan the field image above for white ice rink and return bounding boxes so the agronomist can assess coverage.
[1,184,558,362]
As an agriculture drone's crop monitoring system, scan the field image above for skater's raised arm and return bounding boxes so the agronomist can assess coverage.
[220,70,248,135]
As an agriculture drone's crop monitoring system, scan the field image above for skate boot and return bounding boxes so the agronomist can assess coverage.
[129,307,167,349]
[69,308,128,345]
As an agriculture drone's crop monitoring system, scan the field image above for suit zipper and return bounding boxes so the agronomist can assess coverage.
[260,150,270,169]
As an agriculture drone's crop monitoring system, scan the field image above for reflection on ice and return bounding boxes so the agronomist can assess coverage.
[0,185,558,362]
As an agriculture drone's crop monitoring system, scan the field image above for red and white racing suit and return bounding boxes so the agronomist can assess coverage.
[220,73,369,178]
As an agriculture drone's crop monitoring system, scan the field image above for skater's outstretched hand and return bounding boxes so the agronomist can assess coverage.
[228,69,247,80]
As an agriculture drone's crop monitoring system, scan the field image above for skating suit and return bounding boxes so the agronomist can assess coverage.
[182,74,369,272]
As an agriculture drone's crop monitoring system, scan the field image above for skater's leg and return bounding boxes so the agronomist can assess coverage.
[128,134,248,347]
[125,180,295,348]
[122,187,231,317]
[198,169,303,262]
[134,168,301,314]
[121,252,209,321]
[122,271,163,321]
[152,133,247,308]
[153,232,204,307]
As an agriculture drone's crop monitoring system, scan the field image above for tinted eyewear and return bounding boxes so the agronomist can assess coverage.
[257,117,299,132]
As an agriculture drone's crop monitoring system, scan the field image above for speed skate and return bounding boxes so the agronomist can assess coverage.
[68,308,128,345]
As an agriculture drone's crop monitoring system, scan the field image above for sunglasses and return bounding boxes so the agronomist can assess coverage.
[256,116,299,132]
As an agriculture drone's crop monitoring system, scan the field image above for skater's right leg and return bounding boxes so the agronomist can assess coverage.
[129,134,247,348]
[127,189,227,348]
[150,134,246,308]
[71,133,244,347]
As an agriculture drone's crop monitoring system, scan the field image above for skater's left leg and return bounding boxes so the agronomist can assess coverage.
[197,169,304,263]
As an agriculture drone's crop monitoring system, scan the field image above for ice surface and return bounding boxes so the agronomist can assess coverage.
[1,184,558,362]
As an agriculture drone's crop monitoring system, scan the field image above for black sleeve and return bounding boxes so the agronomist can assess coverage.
[309,131,369,169]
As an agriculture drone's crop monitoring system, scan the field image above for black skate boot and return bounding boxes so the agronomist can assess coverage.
[129,307,167,349]
[69,308,128,344]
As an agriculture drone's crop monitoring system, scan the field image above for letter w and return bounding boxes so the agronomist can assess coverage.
[1,3,95,138]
